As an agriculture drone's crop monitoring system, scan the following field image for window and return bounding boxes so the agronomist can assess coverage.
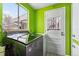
[3,3,28,32]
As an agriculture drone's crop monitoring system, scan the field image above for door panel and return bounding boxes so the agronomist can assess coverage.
[44,7,65,56]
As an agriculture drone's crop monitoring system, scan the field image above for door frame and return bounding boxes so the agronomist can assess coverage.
[42,3,71,55]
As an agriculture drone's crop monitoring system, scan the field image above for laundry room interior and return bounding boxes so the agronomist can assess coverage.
[0,3,79,56]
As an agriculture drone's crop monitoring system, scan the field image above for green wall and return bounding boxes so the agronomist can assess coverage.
[0,3,6,46]
[0,3,3,45]
[0,4,2,28]
[36,3,71,55]
[19,3,36,33]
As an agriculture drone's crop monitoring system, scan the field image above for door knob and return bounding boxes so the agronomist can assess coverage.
[61,32,64,36]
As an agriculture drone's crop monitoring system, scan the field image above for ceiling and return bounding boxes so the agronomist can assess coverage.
[29,3,55,9]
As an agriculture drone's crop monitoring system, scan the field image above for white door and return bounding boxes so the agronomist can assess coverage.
[44,7,65,56]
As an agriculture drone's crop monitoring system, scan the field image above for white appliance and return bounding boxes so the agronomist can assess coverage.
[71,3,79,56]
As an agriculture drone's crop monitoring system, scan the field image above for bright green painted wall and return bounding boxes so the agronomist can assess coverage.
[0,4,2,28]
[36,3,71,55]
[0,3,3,45]
[19,3,36,33]
[0,3,6,46]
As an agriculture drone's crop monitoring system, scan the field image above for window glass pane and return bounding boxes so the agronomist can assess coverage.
[19,5,28,30]
[3,3,18,32]
[2,3,28,32]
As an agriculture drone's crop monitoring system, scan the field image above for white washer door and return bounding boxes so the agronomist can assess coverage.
[44,7,65,56]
